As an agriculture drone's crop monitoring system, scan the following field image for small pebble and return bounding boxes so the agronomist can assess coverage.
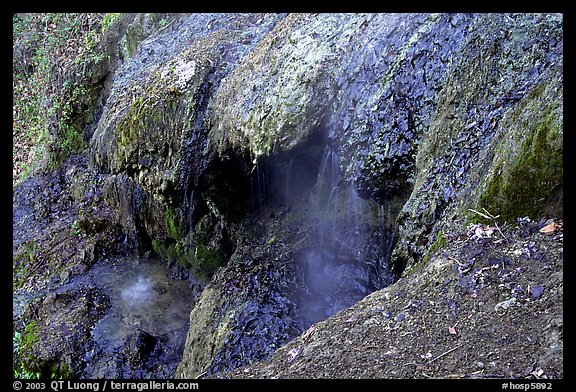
[530,286,544,299]
[395,313,406,322]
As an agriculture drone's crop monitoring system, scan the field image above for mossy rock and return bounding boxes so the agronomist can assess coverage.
[14,321,44,379]
[151,238,198,271]
[165,207,182,240]
[76,215,108,235]
[479,101,562,222]
[193,244,225,278]
[151,238,225,279]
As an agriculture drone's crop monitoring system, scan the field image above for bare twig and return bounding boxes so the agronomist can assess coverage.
[195,370,208,379]
[449,256,466,267]
[155,19,176,35]
[404,343,464,368]
[403,362,425,367]
[449,256,474,274]
[428,344,464,364]
[465,373,507,379]
[493,221,508,243]
[481,207,500,220]
[468,208,508,243]
[455,237,471,246]
[468,208,493,220]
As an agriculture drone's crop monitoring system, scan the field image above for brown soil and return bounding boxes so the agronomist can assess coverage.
[222,215,563,379]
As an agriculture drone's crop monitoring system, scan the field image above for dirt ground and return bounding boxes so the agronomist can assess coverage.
[222,214,563,379]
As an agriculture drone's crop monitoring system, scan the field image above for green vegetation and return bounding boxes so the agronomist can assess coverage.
[151,239,192,268]
[151,237,223,280]
[14,241,39,265]
[423,231,447,264]
[21,321,40,354]
[403,231,447,277]
[14,320,71,379]
[165,207,182,240]
[193,244,225,278]
[13,242,40,289]
[479,105,563,222]
[126,23,144,58]
[71,220,82,237]
[116,96,145,147]
[101,13,122,32]
[13,13,109,185]
[114,83,182,155]
[266,235,276,247]
[160,206,233,276]
[13,321,41,379]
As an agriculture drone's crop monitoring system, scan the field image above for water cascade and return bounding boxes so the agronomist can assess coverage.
[288,143,395,327]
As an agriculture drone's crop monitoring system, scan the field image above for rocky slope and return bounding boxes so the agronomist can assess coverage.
[13,13,562,379]
[222,209,563,379]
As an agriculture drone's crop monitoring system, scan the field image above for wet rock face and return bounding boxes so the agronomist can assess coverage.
[389,13,563,272]
[174,13,561,378]
[19,287,110,378]
[15,12,561,379]
[90,13,287,278]
[295,248,378,325]
[88,12,562,276]
[91,13,285,201]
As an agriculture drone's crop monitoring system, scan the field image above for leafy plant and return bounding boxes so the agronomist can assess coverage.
[13,322,42,379]
[13,13,109,185]
[101,13,121,32]
[71,220,82,237]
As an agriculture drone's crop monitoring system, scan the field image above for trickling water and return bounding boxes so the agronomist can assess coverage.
[331,148,340,186]
[188,189,194,236]
[296,246,378,325]
[328,185,339,206]
[317,146,330,182]
[285,156,294,203]
[294,143,393,327]
[120,275,153,307]
[118,184,141,259]
[347,180,362,239]
[315,146,340,210]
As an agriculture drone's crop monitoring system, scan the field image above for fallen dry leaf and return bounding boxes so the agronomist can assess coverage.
[539,218,562,235]
[448,326,457,335]
[539,222,556,235]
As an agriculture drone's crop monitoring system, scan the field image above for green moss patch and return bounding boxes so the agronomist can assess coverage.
[151,239,190,267]
[193,244,225,278]
[479,106,562,222]
[165,207,182,240]
[13,321,43,379]
[13,242,40,289]
[151,237,224,280]
[403,231,447,277]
